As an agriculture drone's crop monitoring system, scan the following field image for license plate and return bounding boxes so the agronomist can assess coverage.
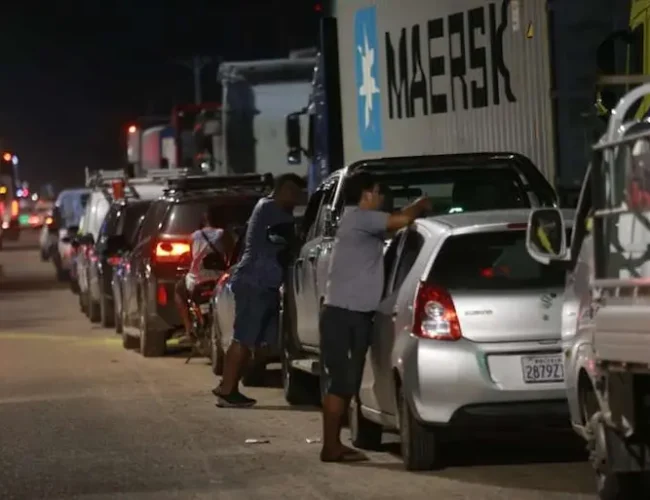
[521,354,564,384]
[199,303,210,314]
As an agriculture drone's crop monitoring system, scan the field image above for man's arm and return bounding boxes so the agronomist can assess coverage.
[386,196,432,232]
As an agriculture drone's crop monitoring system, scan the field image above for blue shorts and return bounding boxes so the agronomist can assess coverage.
[232,284,279,349]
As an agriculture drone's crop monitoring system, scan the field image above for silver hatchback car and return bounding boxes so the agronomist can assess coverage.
[349,209,575,470]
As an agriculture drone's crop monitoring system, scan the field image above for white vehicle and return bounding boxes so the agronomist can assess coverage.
[526,84,650,499]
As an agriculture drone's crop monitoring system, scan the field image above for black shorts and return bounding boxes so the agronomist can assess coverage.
[319,305,373,398]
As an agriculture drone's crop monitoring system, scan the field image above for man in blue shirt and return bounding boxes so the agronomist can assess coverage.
[216,173,305,407]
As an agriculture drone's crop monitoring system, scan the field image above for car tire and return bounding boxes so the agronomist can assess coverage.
[114,302,123,334]
[349,395,383,450]
[99,293,115,328]
[122,330,139,350]
[242,361,268,387]
[79,291,88,314]
[138,291,165,357]
[88,299,101,323]
[40,249,49,262]
[399,387,441,471]
[210,319,225,376]
[282,348,315,405]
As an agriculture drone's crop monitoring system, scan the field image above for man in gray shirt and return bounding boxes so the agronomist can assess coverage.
[319,171,431,462]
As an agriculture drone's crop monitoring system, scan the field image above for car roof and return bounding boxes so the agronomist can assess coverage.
[418,208,576,234]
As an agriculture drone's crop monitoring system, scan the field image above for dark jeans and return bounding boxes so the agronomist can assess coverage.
[319,305,373,398]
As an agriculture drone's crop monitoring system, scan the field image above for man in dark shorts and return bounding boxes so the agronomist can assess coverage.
[215,173,305,408]
[319,171,431,462]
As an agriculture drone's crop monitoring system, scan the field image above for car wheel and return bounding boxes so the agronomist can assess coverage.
[88,298,101,323]
[114,301,123,334]
[242,360,268,387]
[281,347,315,405]
[349,395,383,450]
[210,319,225,376]
[138,291,165,357]
[40,249,49,261]
[99,293,115,328]
[399,386,440,471]
[79,291,88,314]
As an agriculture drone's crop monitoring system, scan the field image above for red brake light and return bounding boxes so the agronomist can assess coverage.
[107,255,121,266]
[412,283,462,341]
[157,284,168,306]
[153,239,191,264]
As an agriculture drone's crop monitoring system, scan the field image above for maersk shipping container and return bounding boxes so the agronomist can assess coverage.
[333,0,630,191]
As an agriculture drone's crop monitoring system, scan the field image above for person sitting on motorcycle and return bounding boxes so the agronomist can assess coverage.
[174,204,233,343]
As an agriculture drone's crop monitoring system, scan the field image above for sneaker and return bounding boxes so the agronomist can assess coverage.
[216,391,257,408]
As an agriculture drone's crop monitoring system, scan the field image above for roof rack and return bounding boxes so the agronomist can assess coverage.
[129,168,194,184]
[165,173,274,193]
[85,167,127,188]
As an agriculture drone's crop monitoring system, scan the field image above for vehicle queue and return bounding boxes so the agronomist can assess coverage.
[33,157,585,474]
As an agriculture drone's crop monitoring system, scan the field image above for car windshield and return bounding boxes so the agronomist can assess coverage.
[429,230,567,290]
[163,197,259,234]
[370,166,529,214]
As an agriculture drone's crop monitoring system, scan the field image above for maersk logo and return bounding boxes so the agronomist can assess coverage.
[354,6,383,152]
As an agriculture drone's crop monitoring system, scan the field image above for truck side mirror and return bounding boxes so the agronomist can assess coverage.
[286,113,302,165]
[526,208,569,264]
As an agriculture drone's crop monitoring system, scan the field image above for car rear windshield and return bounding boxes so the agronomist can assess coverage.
[428,230,567,290]
[163,197,259,234]
[373,166,530,215]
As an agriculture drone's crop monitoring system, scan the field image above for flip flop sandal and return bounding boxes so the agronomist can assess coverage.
[320,450,369,463]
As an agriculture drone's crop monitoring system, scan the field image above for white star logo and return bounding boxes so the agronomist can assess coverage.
[358,27,380,130]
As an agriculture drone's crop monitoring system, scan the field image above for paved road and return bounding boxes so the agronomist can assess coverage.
[0,232,597,500]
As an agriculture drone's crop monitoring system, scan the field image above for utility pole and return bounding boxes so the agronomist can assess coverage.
[174,56,211,104]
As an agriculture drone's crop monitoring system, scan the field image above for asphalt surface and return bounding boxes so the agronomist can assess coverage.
[0,231,598,500]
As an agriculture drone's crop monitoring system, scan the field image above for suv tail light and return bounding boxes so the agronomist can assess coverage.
[153,238,191,264]
[412,282,462,341]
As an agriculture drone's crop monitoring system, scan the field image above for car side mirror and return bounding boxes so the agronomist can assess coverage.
[286,112,302,165]
[526,208,569,265]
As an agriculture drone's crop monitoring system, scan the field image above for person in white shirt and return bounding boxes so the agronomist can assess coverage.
[174,204,232,343]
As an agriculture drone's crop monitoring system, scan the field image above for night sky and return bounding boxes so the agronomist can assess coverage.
[0,1,321,192]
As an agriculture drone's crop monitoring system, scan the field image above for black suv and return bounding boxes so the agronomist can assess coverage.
[87,198,153,326]
[120,174,272,357]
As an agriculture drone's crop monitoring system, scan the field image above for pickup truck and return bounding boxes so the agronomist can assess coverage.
[526,84,650,500]
[279,152,558,404]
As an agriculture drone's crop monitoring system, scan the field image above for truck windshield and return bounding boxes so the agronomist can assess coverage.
[375,166,529,214]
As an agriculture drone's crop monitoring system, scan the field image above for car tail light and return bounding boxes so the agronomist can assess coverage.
[157,284,168,306]
[107,255,121,266]
[10,200,18,218]
[412,282,462,341]
[153,238,191,264]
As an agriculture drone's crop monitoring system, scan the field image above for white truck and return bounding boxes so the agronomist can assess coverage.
[526,83,650,499]
[216,53,316,177]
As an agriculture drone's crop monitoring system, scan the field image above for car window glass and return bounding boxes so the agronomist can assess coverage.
[392,231,424,293]
[429,230,567,290]
[139,201,168,239]
[301,188,324,241]
[313,183,337,238]
[383,233,402,298]
[163,198,257,235]
[120,202,152,241]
